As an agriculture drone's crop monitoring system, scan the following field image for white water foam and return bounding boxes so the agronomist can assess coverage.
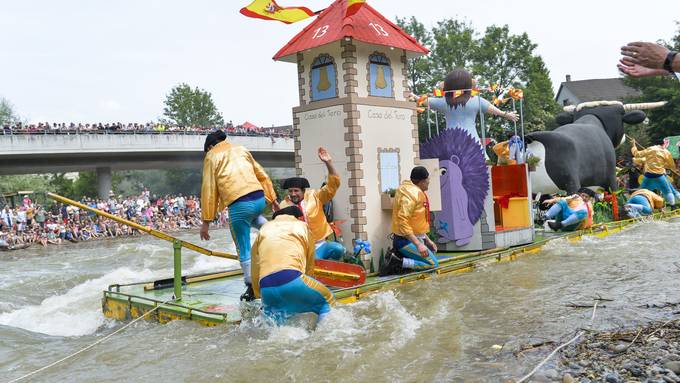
[0,267,159,337]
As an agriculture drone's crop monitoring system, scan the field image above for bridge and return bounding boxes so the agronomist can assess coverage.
[0,133,294,198]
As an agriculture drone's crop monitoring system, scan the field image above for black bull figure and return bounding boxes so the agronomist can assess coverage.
[526,101,665,195]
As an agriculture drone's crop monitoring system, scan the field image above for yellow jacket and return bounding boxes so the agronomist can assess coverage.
[632,145,675,175]
[631,189,665,209]
[391,180,430,237]
[200,141,276,221]
[250,215,315,298]
[280,174,340,242]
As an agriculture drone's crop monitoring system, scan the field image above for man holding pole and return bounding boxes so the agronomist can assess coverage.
[200,130,278,301]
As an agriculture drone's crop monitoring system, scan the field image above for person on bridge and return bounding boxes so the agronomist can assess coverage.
[200,130,279,301]
[381,166,439,275]
[280,147,347,261]
[251,206,335,326]
[625,189,665,218]
[631,139,677,209]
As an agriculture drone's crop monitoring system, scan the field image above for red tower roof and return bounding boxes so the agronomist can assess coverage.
[273,0,429,62]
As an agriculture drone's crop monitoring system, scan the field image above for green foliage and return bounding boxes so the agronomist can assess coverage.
[623,26,680,145]
[395,18,560,141]
[162,83,225,127]
[0,174,50,194]
[592,200,614,224]
[0,97,20,125]
[114,169,202,197]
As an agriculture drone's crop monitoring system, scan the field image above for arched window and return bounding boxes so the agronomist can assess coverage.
[368,53,393,97]
[310,54,337,101]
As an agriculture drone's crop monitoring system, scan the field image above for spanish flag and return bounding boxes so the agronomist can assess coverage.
[432,88,443,97]
[240,0,315,24]
[345,0,366,17]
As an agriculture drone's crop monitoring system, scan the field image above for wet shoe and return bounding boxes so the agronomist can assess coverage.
[379,251,403,276]
[240,283,255,302]
[547,220,563,231]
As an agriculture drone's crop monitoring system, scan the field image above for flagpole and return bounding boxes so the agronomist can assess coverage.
[512,99,518,137]
[478,96,486,151]
[426,99,432,139]
[520,98,526,159]
[434,110,440,136]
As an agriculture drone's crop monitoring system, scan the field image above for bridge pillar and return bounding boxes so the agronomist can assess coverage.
[96,167,112,200]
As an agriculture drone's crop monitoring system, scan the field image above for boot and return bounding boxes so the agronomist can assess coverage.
[379,251,403,277]
[547,220,563,231]
[240,283,255,302]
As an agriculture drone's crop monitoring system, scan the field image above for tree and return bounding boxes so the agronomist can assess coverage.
[522,57,560,132]
[162,83,224,127]
[0,97,20,125]
[430,19,476,81]
[623,25,680,145]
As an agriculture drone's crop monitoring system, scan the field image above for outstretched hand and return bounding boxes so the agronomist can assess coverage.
[618,59,669,78]
[318,147,332,163]
[505,111,519,122]
[620,42,669,69]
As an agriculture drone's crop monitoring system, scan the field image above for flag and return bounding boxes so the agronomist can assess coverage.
[470,88,481,96]
[417,95,429,106]
[508,87,524,100]
[345,0,366,17]
[240,0,315,24]
[432,88,443,97]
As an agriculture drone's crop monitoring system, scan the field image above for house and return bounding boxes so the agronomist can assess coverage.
[555,74,641,106]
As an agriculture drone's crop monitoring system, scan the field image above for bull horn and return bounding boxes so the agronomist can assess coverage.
[623,101,667,111]
[563,105,576,112]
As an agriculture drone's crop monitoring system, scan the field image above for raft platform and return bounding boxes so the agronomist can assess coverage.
[103,211,680,326]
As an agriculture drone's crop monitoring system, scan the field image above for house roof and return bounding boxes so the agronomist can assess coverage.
[273,0,428,62]
[555,78,641,104]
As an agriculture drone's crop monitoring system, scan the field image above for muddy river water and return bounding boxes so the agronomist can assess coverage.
[2,220,679,382]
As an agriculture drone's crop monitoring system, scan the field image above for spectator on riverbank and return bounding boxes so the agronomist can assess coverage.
[0,190,228,250]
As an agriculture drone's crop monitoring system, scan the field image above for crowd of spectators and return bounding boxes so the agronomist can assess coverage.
[1,121,293,138]
[0,191,229,250]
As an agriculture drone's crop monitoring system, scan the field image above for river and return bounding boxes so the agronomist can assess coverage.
[2,220,679,382]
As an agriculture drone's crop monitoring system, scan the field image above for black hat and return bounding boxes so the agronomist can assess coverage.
[282,177,310,189]
[204,130,227,152]
[410,166,429,182]
[272,206,304,219]
[577,187,598,199]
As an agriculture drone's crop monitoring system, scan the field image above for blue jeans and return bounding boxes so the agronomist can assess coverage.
[626,195,653,216]
[228,196,266,283]
[641,174,675,205]
[397,242,439,270]
[546,199,587,231]
[315,241,346,260]
[260,272,335,325]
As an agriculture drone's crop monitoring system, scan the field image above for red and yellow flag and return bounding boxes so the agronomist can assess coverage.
[345,0,366,17]
[240,0,314,24]
[508,87,524,100]
[432,88,443,97]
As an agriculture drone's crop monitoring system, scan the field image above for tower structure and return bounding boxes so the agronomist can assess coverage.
[274,0,429,269]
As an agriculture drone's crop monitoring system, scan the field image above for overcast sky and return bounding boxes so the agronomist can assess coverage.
[1,1,677,126]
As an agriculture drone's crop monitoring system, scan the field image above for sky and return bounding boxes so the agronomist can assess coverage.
[1,0,677,126]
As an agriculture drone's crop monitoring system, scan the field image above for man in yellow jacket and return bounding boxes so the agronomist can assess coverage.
[632,139,677,208]
[381,166,439,275]
[280,147,346,260]
[200,130,278,301]
[251,206,335,325]
[624,189,665,217]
